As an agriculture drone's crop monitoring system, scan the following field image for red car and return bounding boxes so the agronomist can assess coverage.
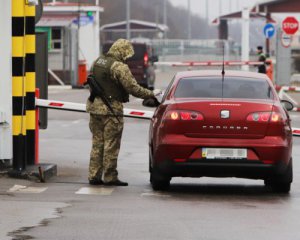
[148,70,294,192]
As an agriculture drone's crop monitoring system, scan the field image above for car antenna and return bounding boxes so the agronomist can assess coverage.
[221,41,225,100]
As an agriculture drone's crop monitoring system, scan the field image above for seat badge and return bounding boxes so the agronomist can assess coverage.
[221,110,230,119]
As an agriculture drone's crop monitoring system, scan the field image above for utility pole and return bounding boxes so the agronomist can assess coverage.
[155,5,159,34]
[126,0,131,40]
[163,0,167,38]
[188,0,191,39]
[241,7,250,71]
[236,0,240,11]
[95,0,100,56]
[205,0,209,39]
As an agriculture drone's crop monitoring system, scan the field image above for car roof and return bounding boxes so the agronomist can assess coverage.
[175,70,270,80]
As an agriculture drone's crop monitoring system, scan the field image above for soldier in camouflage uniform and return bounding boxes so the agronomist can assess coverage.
[87,39,157,186]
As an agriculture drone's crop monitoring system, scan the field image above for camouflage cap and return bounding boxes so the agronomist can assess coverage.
[108,39,134,61]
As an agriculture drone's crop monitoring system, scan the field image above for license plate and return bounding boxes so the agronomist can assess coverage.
[202,148,247,159]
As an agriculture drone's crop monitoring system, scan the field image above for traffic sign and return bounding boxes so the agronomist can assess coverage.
[73,16,94,26]
[281,32,293,48]
[282,17,299,35]
[264,23,276,38]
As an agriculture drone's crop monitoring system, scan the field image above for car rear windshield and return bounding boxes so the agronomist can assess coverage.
[102,43,147,61]
[174,77,274,100]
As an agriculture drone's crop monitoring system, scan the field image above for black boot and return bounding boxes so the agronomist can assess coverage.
[89,179,104,185]
[104,179,128,186]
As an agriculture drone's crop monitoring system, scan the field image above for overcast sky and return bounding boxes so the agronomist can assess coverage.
[169,0,261,21]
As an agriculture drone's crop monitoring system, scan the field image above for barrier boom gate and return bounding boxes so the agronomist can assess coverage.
[35,98,154,120]
[35,98,300,137]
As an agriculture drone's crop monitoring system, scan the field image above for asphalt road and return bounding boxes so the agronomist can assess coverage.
[1,70,300,240]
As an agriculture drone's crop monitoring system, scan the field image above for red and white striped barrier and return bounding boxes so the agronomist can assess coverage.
[35,99,300,136]
[293,128,300,136]
[35,99,154,120]
[292,107,300,112]
[155,61,264,67]
[276,86,300,92]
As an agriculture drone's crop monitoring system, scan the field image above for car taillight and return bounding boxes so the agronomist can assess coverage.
[165,110,204,121]
[144,53,149,66]
[246,112,284,123]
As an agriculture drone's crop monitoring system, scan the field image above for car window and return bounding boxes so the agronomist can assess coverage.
[161,76,176,102]
[174,77,274,100]
[127,45,148,61]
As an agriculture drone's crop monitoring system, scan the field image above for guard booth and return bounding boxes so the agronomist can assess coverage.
[36,2,103,86]
[36,16,79,85]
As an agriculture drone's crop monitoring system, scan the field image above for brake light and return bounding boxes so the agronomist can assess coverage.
[270,112,284,122]
[170,111,179,120]
[246,112,284,123]
[165,110,204,121]
[144,53,149,66]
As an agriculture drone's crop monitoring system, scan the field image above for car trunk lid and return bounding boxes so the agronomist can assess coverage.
[165,99,274,139]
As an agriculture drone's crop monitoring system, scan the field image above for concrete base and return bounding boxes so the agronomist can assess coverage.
[8,163,57,182]
[0,159,11,169]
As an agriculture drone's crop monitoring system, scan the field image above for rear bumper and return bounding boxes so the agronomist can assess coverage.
[154,159,287,179]
[152,135,292,179]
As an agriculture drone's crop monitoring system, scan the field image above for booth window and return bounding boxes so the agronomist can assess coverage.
[51,28,63,51]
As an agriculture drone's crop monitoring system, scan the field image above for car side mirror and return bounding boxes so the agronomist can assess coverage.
[142,97,160,108]
[281,100,294,111]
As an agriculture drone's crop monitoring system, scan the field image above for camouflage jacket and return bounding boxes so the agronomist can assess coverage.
[86,39,154,116]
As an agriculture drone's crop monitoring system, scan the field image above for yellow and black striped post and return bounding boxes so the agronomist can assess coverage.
[25,3,36,165]
[12,0,27,171]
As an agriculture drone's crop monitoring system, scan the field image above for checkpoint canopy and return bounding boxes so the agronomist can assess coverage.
[100,19,168,41]
[212,0,300,48]
[255,0,300,13]
[212,11,275,40]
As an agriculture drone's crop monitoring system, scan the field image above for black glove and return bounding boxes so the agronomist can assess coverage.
[142,96,160,107]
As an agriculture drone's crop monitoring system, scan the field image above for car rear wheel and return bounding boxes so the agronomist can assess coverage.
[264,159,293,193]
[270,182,291,193]
[150,169,170,191]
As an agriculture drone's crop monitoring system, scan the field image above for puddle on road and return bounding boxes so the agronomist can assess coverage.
[75,187,114,195]
[141,190,172,198]
[8,185,48,193]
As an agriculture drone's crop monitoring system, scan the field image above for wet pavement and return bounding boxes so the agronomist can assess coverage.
[1,70,300,240]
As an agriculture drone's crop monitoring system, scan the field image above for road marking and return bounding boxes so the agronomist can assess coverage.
[48,85,72,90]
[71,120,81,124]
[75,187,114,195]
[8,185,48,193]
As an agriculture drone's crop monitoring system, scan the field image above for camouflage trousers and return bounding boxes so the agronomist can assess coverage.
[88,114,124,182]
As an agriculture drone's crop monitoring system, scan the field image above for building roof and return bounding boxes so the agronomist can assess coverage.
[254,0,300,13]
[100,20,168,33]
[36,14,77,27]
[212,10,275,24]
[212,0,300,24]
[44,1,103,13]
